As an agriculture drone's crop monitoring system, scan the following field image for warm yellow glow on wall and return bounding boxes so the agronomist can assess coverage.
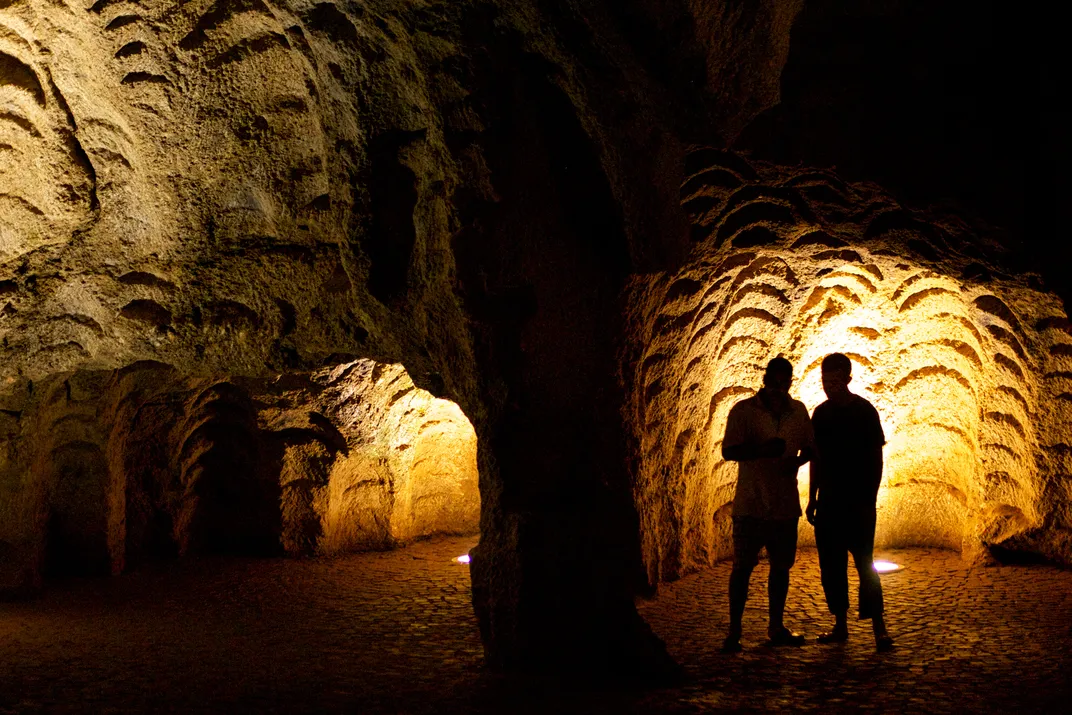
[627,148,1072,583]
[316,361,481,553]
[630,246,1066,581]
[785,263,1035,552]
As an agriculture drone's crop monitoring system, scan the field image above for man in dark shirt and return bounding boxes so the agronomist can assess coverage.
[806,353,894,651]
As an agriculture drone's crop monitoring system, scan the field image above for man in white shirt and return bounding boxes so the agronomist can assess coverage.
[720,357,814,653]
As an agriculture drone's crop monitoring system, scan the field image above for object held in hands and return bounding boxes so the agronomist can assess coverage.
[760,437,787,458]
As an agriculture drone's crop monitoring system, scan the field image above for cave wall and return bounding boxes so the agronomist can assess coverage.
[736,0,1067,305]
[4,0,1056,679]
[0,358,479,593]
[3,0,490,591]
[605,0,804,141]
[738,0,1025,227]
[626,148,1072,586]
[7,0,780,673]
[2,0,477,386]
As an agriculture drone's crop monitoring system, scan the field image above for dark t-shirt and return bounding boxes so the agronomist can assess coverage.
[812,394,885,509]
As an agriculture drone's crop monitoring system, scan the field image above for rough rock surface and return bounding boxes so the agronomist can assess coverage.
[0,0,1061,679]
[3,0,749,673]
[0,358,478,593]
[626,148,1072,585]
[2,0,476,385]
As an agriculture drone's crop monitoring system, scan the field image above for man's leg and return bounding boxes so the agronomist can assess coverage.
[816,513,850,641]
[724,517,763,652]
[768,566,790,631]
[848,509,893,651]
[728,563,755,636]
[764,518,804,645]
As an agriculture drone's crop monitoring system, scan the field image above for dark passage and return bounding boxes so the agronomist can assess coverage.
[363,130,423,304]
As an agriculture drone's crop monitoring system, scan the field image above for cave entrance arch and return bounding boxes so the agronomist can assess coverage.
[1,359,481,593]
[162,359,483,561]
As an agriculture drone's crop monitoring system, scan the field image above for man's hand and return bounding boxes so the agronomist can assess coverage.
[723,438,786,462]
[757,437,786,459]
[805,500,818,525]
[794,446,814,468]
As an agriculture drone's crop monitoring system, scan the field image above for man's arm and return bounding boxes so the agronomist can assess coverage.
[722,440,786,462]
[794,402,816,468]
[805,407,821,524]
[806,454,821,524]
[721,403,785,462]
[866,402,886,496]
[866,442,884,497]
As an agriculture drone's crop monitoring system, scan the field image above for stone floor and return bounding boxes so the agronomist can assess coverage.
[1,536,1070,713]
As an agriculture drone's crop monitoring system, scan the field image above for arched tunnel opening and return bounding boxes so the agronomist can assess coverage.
[626,148,1072,588]
[1,359,481,588]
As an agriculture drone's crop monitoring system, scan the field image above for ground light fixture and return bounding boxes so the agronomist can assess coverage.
[873,560,902,574]
[456,554,471,564]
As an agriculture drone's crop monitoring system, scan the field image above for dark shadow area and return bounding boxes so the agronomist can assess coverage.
[737,0,1067,302]
[118,373,185,569]
[986,544,1064,567]
[43,444,110,579]
[605,0,707,95]
[739,1,1024,228]
[449,24,671,675]
[363,130,423,304]
[178,383,281,556]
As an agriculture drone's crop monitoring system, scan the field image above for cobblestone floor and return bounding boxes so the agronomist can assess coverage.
[637,547,1072,713]
[2,537,1070,713]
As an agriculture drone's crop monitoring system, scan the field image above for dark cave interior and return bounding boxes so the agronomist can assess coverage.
[0,0,1067,707]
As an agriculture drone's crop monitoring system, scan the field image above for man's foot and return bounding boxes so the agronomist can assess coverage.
[720,635,743,654]
[766,627,806,647]
[875,633,894,652]
[817,626,849,644]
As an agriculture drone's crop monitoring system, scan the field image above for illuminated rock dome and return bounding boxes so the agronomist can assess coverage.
[626,148,1072,584]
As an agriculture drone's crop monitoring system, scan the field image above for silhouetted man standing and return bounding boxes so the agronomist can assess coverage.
[721,357,813,653]
[806,353,894,651]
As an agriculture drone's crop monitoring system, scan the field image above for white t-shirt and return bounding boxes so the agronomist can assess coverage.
[723,393,815,520]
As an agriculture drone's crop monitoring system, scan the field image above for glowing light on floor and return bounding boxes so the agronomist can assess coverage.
[874,560,902,573]
[456,554,471,564]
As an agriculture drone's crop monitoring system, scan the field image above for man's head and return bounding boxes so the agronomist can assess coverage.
[821,353,853,400]
[763,356,794,396]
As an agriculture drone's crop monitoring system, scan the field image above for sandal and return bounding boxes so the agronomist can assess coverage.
[766,628,806,647]
[817,629,849,644]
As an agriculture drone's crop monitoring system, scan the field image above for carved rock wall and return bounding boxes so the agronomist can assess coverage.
[2,0,474,384]
[0,359,479,593]
[3,0,486,580]
[4,0,1056,680]
[626,148,1072,585]
[2,0,717,675]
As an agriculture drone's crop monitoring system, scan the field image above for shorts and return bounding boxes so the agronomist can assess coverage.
[732,516,799,571]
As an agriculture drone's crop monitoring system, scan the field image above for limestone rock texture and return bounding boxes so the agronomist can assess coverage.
[2,0,471,379]
[1,0,1058,681]
[2,0,490,589]
[626,148,1072,586]
[3,0,749,675]
[607,0,804,141]
[0,358,479,588]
